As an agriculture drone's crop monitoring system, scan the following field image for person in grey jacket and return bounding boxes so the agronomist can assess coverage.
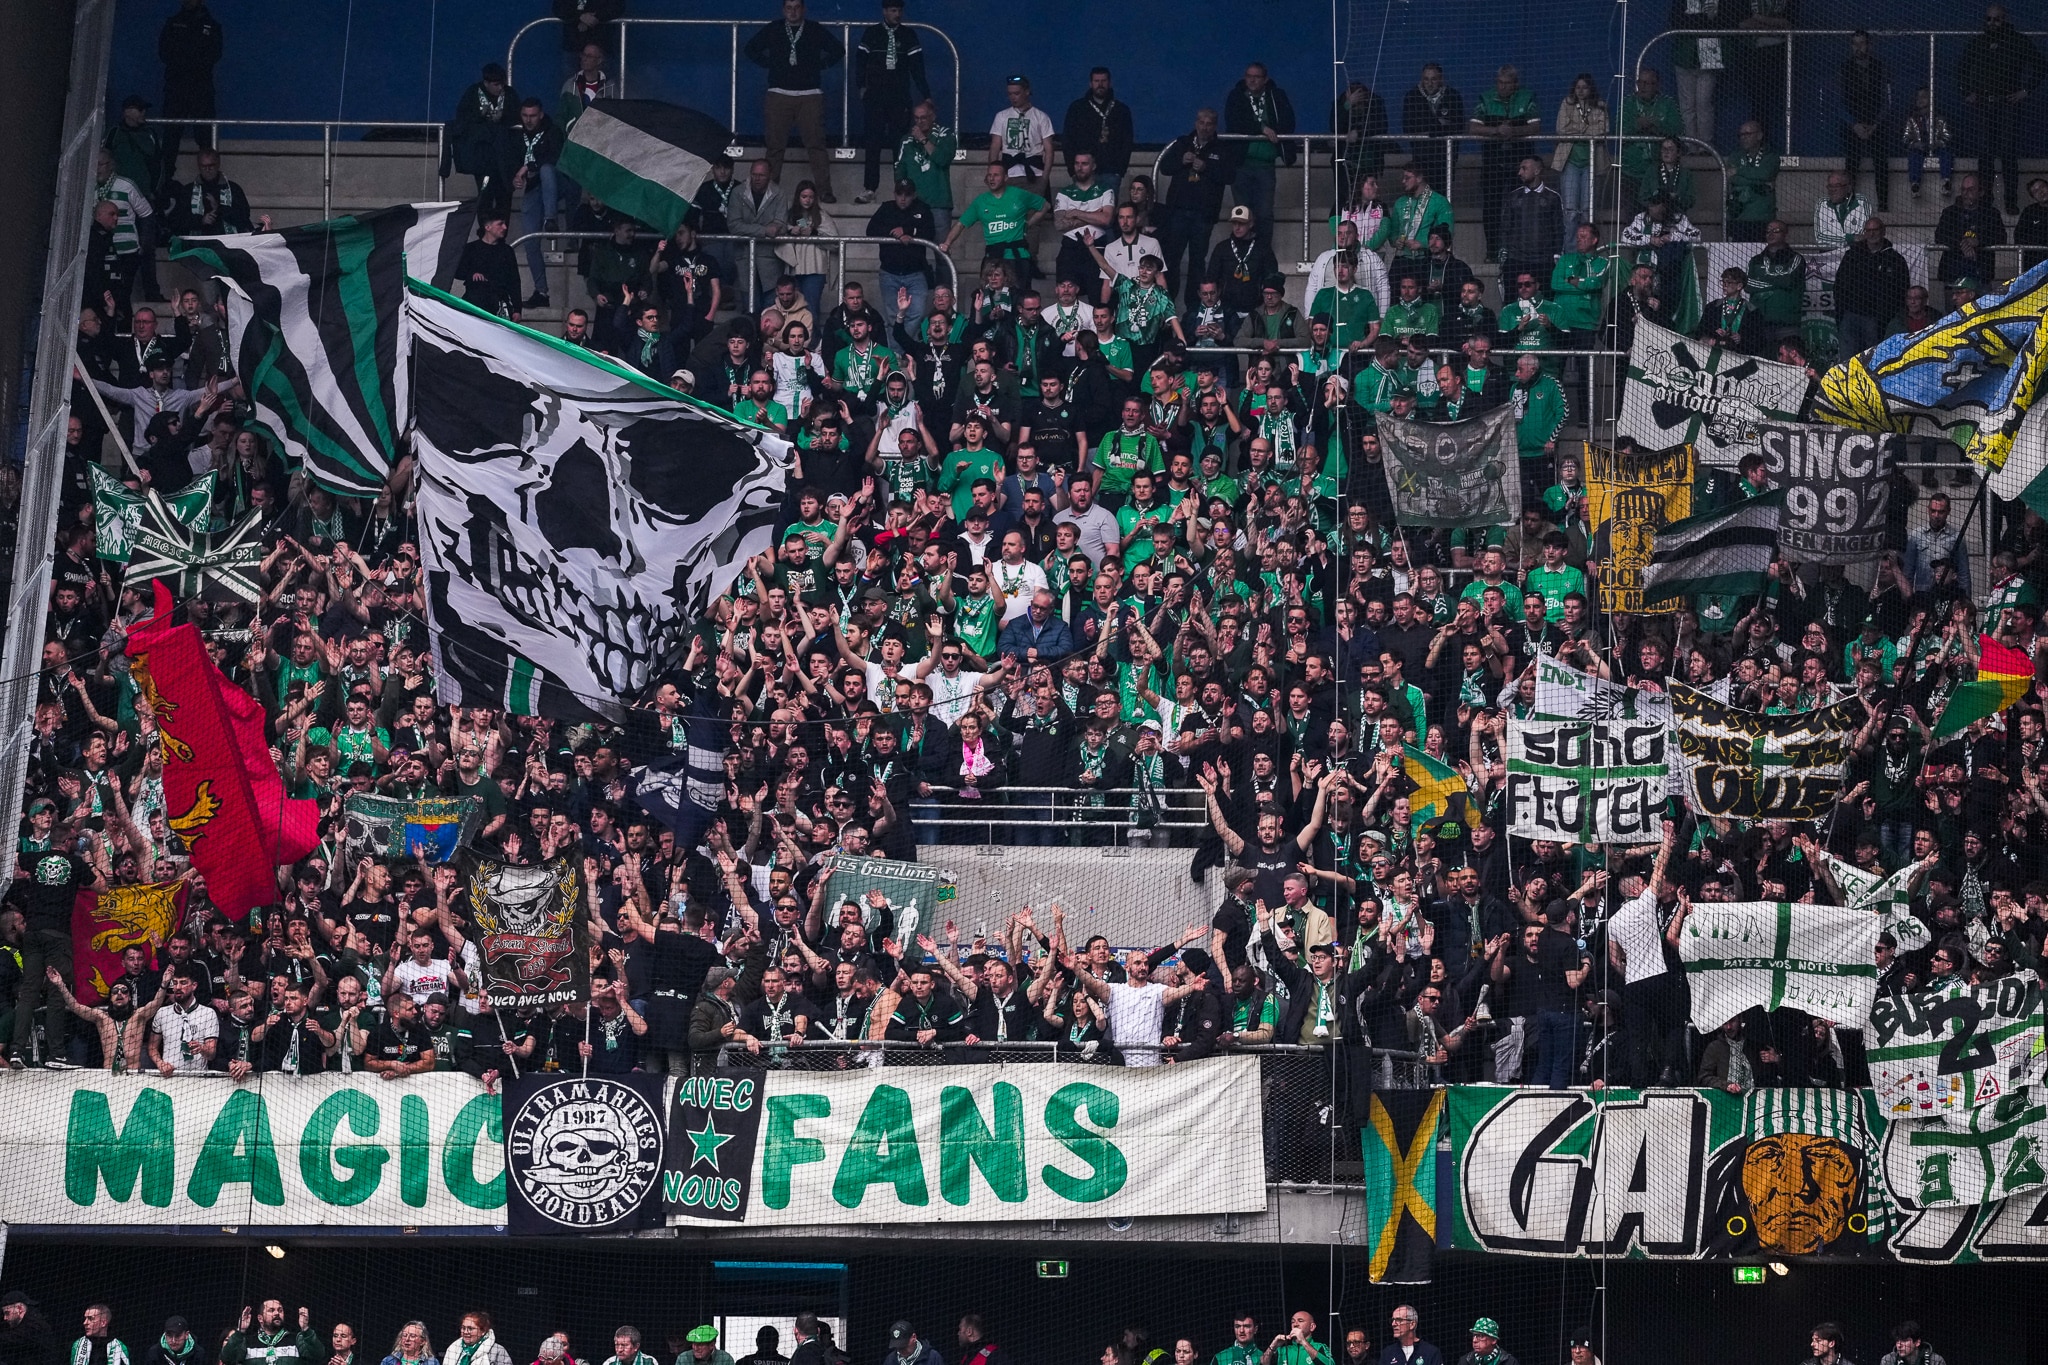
[1877,1323,1944,1365]
[727,160,791,310]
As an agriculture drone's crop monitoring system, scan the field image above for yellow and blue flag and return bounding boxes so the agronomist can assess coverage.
[1815,261,2048,511]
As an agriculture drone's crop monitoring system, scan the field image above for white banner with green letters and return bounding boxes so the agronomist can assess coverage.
[0,1072,505,1226]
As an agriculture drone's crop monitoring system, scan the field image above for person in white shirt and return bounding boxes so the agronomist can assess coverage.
[921,643,993,727]
[383,929,465,1006]
[1071,930,1209,1067]
[989,76,1057,196]
[1304,218,1391,313]
[150,966,219,1075]
[1054,152,1119,293]
[1096,203,1164,284]
[987,530,1049,621]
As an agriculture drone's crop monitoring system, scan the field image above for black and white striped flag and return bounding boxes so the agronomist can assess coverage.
[1639,488,1783,608]
[171,202,472,496]
[124,501,266,606]
[407,281,788,724]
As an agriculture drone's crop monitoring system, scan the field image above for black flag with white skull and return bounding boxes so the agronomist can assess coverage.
[503,1072,668,1235]
[407,281,789,723]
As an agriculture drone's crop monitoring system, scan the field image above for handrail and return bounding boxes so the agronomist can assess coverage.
[710,1039,1428,1062]
[1146,132,1728,273]
[1636,27,2048,159]
[505,15,963,159]
[509,228,959,304]
[145,117,448,221]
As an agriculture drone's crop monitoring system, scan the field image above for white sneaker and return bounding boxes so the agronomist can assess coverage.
[854,191,876,205]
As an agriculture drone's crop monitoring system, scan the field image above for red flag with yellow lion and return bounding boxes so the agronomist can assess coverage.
[125,583,319,919]
[71,880,188,1003]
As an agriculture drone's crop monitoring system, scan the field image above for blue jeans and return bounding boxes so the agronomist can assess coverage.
[880,268,928,334]
[1879,818,1916,870]
[1533,1008,1578,1089]
[1837,310,1887,360]
[519,163,561,298]
[913,797,941,846]
[1558,161,1593,230]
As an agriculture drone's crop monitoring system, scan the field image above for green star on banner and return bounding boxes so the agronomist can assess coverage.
[686,1118,732,1170]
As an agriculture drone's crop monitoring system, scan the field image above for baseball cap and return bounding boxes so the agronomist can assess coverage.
[423,992,450,1007]
[165,1318,189,1335]
[1229,205,1255,224]
[1307,942,1339,957]
[889,1324,915,1347]
[895,177,917,193]
[860,586,889,601]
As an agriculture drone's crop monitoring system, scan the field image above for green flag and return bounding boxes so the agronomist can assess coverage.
[90,467,213,562]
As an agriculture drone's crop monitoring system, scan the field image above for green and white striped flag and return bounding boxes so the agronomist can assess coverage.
[1639,487,1783,608]
[559,101,730,238]
[1812,847,1932,952]
[1676,899,1881,1032]
[170,202,472,495]
[503,657,543,717]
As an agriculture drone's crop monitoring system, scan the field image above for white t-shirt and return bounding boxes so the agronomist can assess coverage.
[990,105,1056,171]
[1105,979,1169,1067]
[1101,234,1164,282]
[1055,180,1117,241]
[1608,889,1668,984]
[153,1001,220,1073]
[393,956,458,1005]
[864,660,908,709]
[926,668,988,726]
[988,559,1048,620]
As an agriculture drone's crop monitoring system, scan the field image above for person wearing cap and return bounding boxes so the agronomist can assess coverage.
[1563,1336,1597,1365]
[141,1316,203,1365]
[869,178,941,330]
[879,1326,938,1365]
[451,63,523,216]
[1,1295,58,1365]
[1206,205,1280,317]
[682,1327,734,1365]
[1454,1321,1513,1365]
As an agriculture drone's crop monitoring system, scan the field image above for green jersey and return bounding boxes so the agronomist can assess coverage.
[895,127,959,208]
[1525,564,1586,621]
[959,185,1044,245]
[939,447,1005,517]
[789,516,837,562]
[1511,375,1566,457]
[1308,284,1382,348]
[1112,276,1175,343]
[1094,428,1165,495]
[832,342,895,400]
[1371,190,1452,251]
[953,592,999,655]
[1382,298,1439,339]
[1746,246,1807,327]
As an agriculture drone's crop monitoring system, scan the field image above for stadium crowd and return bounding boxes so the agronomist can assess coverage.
[10,1,2048,1115]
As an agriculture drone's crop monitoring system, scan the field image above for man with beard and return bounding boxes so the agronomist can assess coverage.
[223,1306,321,1365]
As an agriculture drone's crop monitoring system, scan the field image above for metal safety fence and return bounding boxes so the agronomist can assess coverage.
[144,118,449,221]
[505,14,964,160]
[510,228,960,306]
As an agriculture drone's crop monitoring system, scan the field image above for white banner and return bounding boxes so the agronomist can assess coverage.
[1867,975,2048,1123]
[0,1072,505,1227]
[1879,1092,2048,1209]
[1619,317,1815,469]
[1505,719,1668,845]
[1676,901,1881,1031]
[670,1055,1268,1226]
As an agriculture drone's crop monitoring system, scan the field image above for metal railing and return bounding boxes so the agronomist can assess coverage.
[910,783,1206,842]
[145,118,448,221]
[1146,132,1728,269]
[510,228,959,307]
[1638,27,2048,159]
[505,15,963,160]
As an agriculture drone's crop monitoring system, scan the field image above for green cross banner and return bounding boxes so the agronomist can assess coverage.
[1677,900,1881,1032]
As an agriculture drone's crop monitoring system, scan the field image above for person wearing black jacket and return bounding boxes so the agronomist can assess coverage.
[609,293,677,379]
[1402,63,1464,195]
[1062,68,1135,198]
[159,0,223,153]
[1205,210,1278,316]
[1840,31,1892,212]
[869,181,940,329]
[455,214,523,320]
[1159,110,1235,309]
[886,964,968,1044]
[1258,914,1399,1174]
[512,99,566,308]
[744,0,843,197]
[0,1293,61,1365]
[1834,216,1909,358]
[451,64,522,217]
[553,0,624,56]
[1224,63,1296,244]
[140,1317,206,1365]
[854,1,928,204]
[1160,947,1227,1061]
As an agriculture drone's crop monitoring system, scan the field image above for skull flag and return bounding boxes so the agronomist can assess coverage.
[124,583,320,920]
[407,281,788,723]
[503,1073,668,1234]
[468,854,587,1009]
